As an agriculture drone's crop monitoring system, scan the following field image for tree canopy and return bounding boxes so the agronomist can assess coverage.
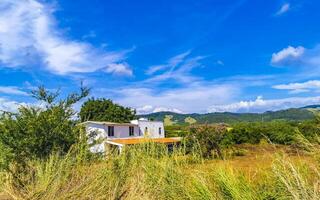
[79,98,136,123]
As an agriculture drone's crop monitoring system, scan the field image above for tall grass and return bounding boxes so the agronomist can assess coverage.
[1,140,320,200]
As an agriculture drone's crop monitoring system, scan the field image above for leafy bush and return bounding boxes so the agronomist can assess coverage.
[297,120,320,141]
[0,85,89,171]
[185,124,228,158]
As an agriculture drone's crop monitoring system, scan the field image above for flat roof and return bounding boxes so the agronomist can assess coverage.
[108,137,181,145]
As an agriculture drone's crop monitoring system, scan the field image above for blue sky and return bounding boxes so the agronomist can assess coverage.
[1,0,320,114]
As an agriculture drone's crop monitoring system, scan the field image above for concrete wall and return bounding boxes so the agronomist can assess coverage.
[112,125,140,138]
[86,122,140,139]
[85,122,139,153]
[137,121,165,138]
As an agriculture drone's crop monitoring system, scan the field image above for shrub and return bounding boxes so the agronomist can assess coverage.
[0,85,89,171]
[185,124,228,158]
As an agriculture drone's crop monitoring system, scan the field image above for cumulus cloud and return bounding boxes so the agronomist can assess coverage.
[271,46,305,65]
[270,45,320,76]
[276,3,290,15]
[0,97,27,112]
[136,105,183,114]
[101,83,240,113]
[0,0,131,75]
[208,96,320,113]
[272,80,320,93]
[0,86,27,96]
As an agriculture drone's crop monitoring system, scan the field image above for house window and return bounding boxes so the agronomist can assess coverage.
[159,127,162,135]
[129,126,134,136]
[108,126,114,137]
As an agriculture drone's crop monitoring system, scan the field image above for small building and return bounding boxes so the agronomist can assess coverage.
[80,119,178,153]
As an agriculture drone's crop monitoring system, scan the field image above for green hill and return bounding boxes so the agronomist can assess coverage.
[139,106,318,125]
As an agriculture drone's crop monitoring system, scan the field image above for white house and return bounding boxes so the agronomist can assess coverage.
[81,119,169,153]
[130,118,165,138]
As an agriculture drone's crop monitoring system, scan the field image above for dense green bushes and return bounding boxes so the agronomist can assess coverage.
[224,120,320,145]
[185,125,227,158]
[224,121,298,145]
[183,120,320,158]
[184,120,320,150]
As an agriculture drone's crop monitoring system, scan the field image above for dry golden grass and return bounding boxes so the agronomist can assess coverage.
[0,143,319,200]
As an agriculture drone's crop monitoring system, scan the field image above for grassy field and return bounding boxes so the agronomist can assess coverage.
[0,143,319,200]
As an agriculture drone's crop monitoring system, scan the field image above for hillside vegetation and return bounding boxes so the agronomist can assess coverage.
[140,107,319,125]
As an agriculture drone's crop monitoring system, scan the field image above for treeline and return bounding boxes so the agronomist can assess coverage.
[140,108,317,124]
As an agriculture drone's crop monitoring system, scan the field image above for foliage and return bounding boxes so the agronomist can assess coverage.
[184,116,197,124]
[165,125,189,137]
[185,124,228,158]
[223,121,309,145]
[180,120,320,147]
[79,98,136,123]
[297,119,320,141]
[0,85,89,171]
[163,115,175,126]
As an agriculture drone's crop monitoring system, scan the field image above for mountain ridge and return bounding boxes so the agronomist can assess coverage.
[139,105,320,125]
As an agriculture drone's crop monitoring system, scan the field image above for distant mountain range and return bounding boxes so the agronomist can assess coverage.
[139,105,320,125]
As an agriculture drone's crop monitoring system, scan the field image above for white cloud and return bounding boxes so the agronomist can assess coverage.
[276,3,290,15]
[271,46,305,65]
[102,82,240,113]
[145,54,205,83]
[136,105,183,114]
[153,107,183,114]
[270,45,320,78]
[0,0,131,75]
[0,86,27,96]
[208,96,320,113]
[272,80,320,93]
[216,60,224,66]
[145,51,191,75]
[105,63,133,76]
[0,97,27,113]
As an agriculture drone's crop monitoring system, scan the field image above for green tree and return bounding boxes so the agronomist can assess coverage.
[79,98,136,122]
[0,85,89,170]
[185,124,227,158]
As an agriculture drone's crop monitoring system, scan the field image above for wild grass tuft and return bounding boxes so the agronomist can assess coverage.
[1,141,320,200]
